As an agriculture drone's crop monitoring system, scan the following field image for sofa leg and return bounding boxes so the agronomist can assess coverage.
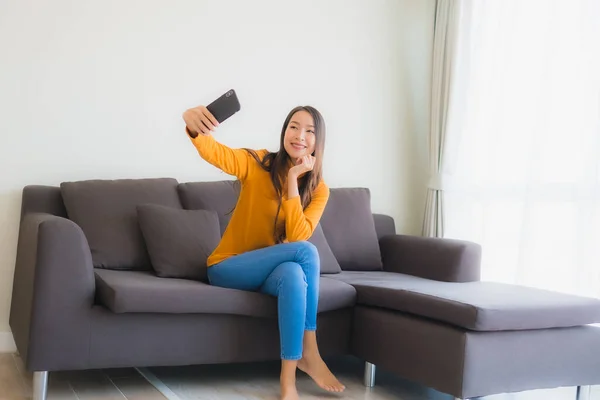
[33,371,48,400]
[364,361,376,387]
[576,385,592,400]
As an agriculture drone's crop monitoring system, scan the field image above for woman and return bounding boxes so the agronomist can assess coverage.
[182,104,345,400]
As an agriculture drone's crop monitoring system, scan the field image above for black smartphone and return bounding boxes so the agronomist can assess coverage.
[206,89,241,124]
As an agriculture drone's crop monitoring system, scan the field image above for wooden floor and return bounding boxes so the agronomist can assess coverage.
[1,352,597,400]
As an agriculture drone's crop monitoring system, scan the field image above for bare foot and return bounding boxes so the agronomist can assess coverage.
[297,355,345,392]
[281,381,299,400]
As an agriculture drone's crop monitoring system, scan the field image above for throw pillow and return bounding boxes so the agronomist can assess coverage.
[308,224,342,274]
[137,204,221,281]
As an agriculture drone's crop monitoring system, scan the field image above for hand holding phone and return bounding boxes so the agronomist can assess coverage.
[182,106,219,138]
[182,89,241,138]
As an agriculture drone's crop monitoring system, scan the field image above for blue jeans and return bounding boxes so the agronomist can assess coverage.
[207,241,320,360]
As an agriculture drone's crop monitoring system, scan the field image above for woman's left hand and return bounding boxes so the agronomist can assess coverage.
[289,155,316,178]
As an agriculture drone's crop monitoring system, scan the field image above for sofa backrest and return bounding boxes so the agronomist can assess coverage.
[22,179,182,271]
[319,188,384,271]
[177,180,240,236]
[20,185,68,220]
[373,213,396,239]
[20,178,396,273]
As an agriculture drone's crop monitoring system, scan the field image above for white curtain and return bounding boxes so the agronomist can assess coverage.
[422,0,461,238]
[444,0,600,297]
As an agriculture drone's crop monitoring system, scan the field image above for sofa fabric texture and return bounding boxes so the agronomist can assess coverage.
[94,269,356,316]
[307,223,342,274]
[60,178,182,270]
[137,204,221,281]
[177,180,240,235]
[330,271,600,331]
[319,188,383,271]
[380,234,481,282]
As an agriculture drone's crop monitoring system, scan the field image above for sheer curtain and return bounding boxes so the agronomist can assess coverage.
[422,0,459,238]
[444,0,600,298]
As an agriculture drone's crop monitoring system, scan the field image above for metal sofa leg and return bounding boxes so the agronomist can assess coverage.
[576,385,592,400]
[364,361,376,387]
[33,371,48,400]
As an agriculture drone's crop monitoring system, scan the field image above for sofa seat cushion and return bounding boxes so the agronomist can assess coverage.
[95,270,356,317]
[328,271,600,331]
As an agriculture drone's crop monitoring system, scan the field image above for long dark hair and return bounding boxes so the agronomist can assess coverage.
[246,105,326,243]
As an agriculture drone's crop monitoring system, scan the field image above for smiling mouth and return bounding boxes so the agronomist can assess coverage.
[291,143,306,150]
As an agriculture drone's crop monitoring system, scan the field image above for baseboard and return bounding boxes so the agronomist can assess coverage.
[0,331,17,353]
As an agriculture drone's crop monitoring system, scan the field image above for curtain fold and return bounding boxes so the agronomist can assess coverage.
[422,0,461,238]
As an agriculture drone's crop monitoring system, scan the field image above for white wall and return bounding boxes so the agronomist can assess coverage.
[0,0,434,350]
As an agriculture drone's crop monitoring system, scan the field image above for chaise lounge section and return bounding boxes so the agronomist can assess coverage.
[9,178,600,400]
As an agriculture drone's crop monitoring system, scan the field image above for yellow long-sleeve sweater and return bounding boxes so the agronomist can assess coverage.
[188,131,330,267]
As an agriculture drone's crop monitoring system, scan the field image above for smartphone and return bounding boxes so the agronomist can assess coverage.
[206,89,241,124]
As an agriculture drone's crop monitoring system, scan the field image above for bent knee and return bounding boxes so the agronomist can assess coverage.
[296,240,319,259]
[278,262,307,286]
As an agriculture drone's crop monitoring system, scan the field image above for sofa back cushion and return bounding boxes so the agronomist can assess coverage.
[60,178,182,270]
[319,188,383,271]
[178,180,240,235]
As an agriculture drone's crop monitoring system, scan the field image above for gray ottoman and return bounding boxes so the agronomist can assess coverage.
[330,271,600,399]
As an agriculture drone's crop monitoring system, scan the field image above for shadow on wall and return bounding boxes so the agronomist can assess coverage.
[0,188,24,338]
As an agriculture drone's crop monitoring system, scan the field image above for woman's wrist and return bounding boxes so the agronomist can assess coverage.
[287,171,300,198]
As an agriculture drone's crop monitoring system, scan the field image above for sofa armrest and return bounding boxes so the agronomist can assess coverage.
[373,213,396,239]
[379,234,481,282]
[10,213,95,371]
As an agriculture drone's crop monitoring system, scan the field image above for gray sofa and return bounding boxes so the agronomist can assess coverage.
[9,178,600,400]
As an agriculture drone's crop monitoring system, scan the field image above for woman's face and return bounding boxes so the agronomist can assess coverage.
[283,110,316,161]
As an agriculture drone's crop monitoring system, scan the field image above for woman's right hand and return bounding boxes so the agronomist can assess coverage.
[182,105,220,138]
